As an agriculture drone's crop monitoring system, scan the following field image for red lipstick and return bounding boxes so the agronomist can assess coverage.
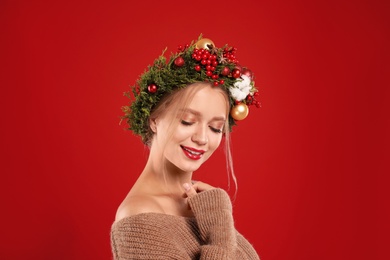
[181,146,205,160]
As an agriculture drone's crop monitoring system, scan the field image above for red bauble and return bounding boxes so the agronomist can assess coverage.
[147,84,158,93]
[241,69,253,79]
[232,69,241,78]
[221,67,230,76]
[174,57,185,67]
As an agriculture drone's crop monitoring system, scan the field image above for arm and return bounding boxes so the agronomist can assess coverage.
[187,188,237,259]
[186,186,259,260]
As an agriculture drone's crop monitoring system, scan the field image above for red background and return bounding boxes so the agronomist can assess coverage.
[1,0,389,259]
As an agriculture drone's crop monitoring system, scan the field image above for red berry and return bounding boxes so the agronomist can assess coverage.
[219,79,224,85]
[201,59,207,65]
[206,71,213,77]
[221,67,230,76]
[232,68,241,78]
[213,81,219,86]
[195,65,201,71]
[148,84,158,93]
[212,74,219,79]
[174,57,185,67]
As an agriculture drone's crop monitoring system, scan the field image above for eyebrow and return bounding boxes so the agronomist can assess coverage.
[180,108,226,121]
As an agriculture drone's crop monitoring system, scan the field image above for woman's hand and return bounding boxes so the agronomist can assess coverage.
[183,181,214,198]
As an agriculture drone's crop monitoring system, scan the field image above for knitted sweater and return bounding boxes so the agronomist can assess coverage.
[111,188,259,259]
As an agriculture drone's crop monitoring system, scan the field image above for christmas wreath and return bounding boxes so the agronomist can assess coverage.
[122,34,260,142]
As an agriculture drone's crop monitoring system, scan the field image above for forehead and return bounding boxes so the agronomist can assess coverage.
[158,83,229,122]
[186,85,228,116]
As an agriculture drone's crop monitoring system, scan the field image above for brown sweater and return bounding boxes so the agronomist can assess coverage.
[111,188,260,259]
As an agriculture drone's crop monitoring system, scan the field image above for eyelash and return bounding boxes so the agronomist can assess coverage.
[210,127,222,134]
[180,120,193,126]
[180,120,223,134]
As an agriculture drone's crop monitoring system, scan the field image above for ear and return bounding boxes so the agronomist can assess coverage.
[149,118,157,133]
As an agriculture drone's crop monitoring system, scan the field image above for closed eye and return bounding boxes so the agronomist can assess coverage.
[210,126,222,134]
[181,120,193,126]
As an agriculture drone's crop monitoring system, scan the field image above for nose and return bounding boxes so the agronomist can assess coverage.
[191,124,208,145]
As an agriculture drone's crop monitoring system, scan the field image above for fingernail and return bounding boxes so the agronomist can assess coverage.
[183,183,190,191]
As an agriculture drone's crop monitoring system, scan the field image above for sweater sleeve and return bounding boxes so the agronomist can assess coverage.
[111,214,194,260]
[187,188,259,260]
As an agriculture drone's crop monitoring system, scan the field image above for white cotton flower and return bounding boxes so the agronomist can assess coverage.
[229,75,252,101]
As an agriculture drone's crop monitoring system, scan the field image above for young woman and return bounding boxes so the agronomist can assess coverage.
[111,36,261,259]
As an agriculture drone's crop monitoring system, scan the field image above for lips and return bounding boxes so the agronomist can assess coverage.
[181,145,205,160]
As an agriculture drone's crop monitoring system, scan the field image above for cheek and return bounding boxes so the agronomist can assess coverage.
[172,125,192,142]
[208,134,223,151]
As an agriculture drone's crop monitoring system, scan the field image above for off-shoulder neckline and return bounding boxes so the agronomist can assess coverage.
[112,212,196,227]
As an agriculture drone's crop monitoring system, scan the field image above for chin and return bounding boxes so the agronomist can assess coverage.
[175,161,203,173]
[169,157,208,174]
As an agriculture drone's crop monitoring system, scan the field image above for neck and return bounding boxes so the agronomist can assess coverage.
[138,148,193,197]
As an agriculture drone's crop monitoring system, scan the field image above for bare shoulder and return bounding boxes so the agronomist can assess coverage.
[115,194,164,222]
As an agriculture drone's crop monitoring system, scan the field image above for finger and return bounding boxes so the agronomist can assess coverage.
[191,181,215,193]
[183,183,197,198]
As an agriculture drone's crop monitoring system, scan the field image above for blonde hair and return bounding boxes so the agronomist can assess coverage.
[148,82,237,192]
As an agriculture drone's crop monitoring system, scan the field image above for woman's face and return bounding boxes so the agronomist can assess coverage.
[153,84,227,173]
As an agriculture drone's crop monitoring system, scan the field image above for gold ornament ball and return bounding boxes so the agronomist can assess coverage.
[195,38,215,50]
[230,103,249,121]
